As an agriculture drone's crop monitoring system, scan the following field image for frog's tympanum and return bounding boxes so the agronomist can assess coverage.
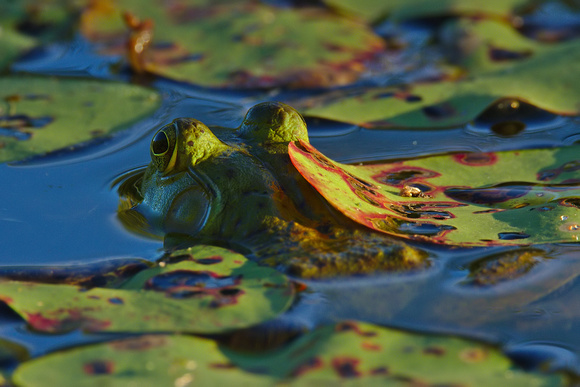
[118,102,428,277]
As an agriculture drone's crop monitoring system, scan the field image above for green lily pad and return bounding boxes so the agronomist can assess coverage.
[0,0,84,71]
[0,245,295,333]
[80,0,384,88]
[288,140,580,246]
[225,321,561,385]
[323,0,533,23]
[0,27,36,72]
[301,34,580,128]
[0,76,160,163]
[13,334,274,387]
[442,18,557,74]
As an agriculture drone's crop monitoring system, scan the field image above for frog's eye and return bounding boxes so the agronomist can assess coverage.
[150,124,177,173]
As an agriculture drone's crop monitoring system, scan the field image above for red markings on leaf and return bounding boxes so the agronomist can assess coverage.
[26,310,110,333]
[361,342,381,351]
[26,313,63,332]
[453,152,498,166]
[83,360,114,375]
[331,357,362,378]
[560,198,580,209]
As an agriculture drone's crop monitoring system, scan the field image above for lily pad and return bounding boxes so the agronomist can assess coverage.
[13,334,274,387]
[288,140,580,246]
[0,76,160,163]
[80,0,384,88]
[323,0,534,23]
[225,321,561,385]
[0,245,295,333]
[0,27,36,72]
[301,33,580,128]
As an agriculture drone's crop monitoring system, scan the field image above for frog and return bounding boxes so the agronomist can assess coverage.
[118,102,429,278]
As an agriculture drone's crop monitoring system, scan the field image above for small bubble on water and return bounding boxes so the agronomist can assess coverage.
[561,215,568,221]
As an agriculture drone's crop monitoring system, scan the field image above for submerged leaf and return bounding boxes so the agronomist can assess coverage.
[0,246,294,333]
[301,26,580,128]
[80,0,384,88]
[14,335,274,387]
[225,321,561,385]
[289,140,580,246]
[0,76,160,162]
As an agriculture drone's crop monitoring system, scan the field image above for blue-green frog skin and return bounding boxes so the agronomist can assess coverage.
[118,102,428,277]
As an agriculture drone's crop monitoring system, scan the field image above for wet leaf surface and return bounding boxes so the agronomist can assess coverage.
[0,76,160,162]
[289,140,580,246]
[322,0,533,23]
[13,334,275,387]
[225,320,561,385]
[80,0,384,88]
[300,22,580,128]
[0,246,294,333]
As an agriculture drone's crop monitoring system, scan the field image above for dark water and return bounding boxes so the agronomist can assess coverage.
[3,30,580,378]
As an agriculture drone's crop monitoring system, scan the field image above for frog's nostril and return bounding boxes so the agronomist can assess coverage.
[152,131,169,155]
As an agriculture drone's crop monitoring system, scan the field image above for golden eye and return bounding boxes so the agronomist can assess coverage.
[150,123,177,173]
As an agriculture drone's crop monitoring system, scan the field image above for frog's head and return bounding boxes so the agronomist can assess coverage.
[125,102,309,241]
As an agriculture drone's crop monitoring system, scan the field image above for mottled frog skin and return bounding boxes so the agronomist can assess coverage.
[118,102,428,277]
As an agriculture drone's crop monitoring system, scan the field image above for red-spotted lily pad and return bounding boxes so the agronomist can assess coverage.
[0,246,295,333]
[289,140,580,246]
[323,0,534,23]
[0,76,160,163]
[300,33,580,128]
[79,0,384,88]
[13,335,274,387]
[225,321,561,385]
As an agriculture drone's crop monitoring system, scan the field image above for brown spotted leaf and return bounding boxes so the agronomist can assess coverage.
[79,0,384,88]
[300,30,580,128]
[224,321,561,385]
[0,246,294,333]
[289,140,580,246]
[0,76,160,163]
[13,335,274,386]
[322,0,533,23]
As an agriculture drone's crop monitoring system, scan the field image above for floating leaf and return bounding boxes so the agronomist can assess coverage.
[301,33,580,128]
[0,76,160,162]
[323,0,534,23]
[13,335,274,387]
[0,27,36,72]
[80,0,384,88]
[289,140,580,246]
[0,246,294,333]
[225,321,561,385]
